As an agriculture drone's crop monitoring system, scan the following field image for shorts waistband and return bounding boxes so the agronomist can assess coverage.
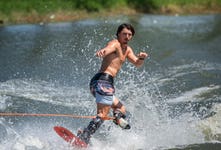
[92,72,114,83]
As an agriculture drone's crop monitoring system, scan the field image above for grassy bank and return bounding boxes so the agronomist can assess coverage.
[0,0,221,25]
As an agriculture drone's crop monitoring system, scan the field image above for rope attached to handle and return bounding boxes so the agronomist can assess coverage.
[0,112,114,120]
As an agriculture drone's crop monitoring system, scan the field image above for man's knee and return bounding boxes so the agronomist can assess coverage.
[112,101,123,109]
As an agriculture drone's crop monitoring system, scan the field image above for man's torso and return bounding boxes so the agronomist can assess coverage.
[99,40,130,77]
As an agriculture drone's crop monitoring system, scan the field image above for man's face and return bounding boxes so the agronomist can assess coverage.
[118,28,133,44]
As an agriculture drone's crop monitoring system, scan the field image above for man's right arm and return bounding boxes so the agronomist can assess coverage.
[96,40,117,58]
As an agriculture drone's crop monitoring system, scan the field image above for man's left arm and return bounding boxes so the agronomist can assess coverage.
[127,49,148,67]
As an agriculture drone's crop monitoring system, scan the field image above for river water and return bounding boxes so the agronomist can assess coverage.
[0,14,221,150]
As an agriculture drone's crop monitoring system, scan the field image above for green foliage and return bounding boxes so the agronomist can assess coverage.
[127,0,158,12]
[75,0,102,12]
[0,0,221,15]
[0,0,77,14]
[0,0,126,14]
[151,0,221,7]
[127,0,221,12]
[75,0,127,12]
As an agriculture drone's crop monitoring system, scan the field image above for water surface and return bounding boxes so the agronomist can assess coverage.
[0,14,221,150]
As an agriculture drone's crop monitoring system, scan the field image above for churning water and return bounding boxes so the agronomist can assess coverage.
[0,14,221,150]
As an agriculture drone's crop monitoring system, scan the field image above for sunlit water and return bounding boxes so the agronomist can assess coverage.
[0,14,221,150]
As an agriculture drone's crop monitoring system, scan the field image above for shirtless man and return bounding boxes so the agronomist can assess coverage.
[78,23,148,144]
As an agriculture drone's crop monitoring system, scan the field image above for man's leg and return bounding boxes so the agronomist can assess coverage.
[78,103,111,144]
[111,97,130,129]
[97,103,111,117]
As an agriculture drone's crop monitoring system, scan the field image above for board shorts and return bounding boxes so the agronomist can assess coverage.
[89,72,115,106]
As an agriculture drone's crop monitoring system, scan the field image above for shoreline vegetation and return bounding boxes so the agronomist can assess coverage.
[0,0,221,25]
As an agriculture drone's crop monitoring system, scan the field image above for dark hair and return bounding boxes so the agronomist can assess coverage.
[116,23,135,37]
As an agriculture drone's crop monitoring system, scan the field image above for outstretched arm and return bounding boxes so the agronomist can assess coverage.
[127,49,148,67]
[96,41,117,58]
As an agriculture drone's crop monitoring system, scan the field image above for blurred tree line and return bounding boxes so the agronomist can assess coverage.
[1,0,220,15]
